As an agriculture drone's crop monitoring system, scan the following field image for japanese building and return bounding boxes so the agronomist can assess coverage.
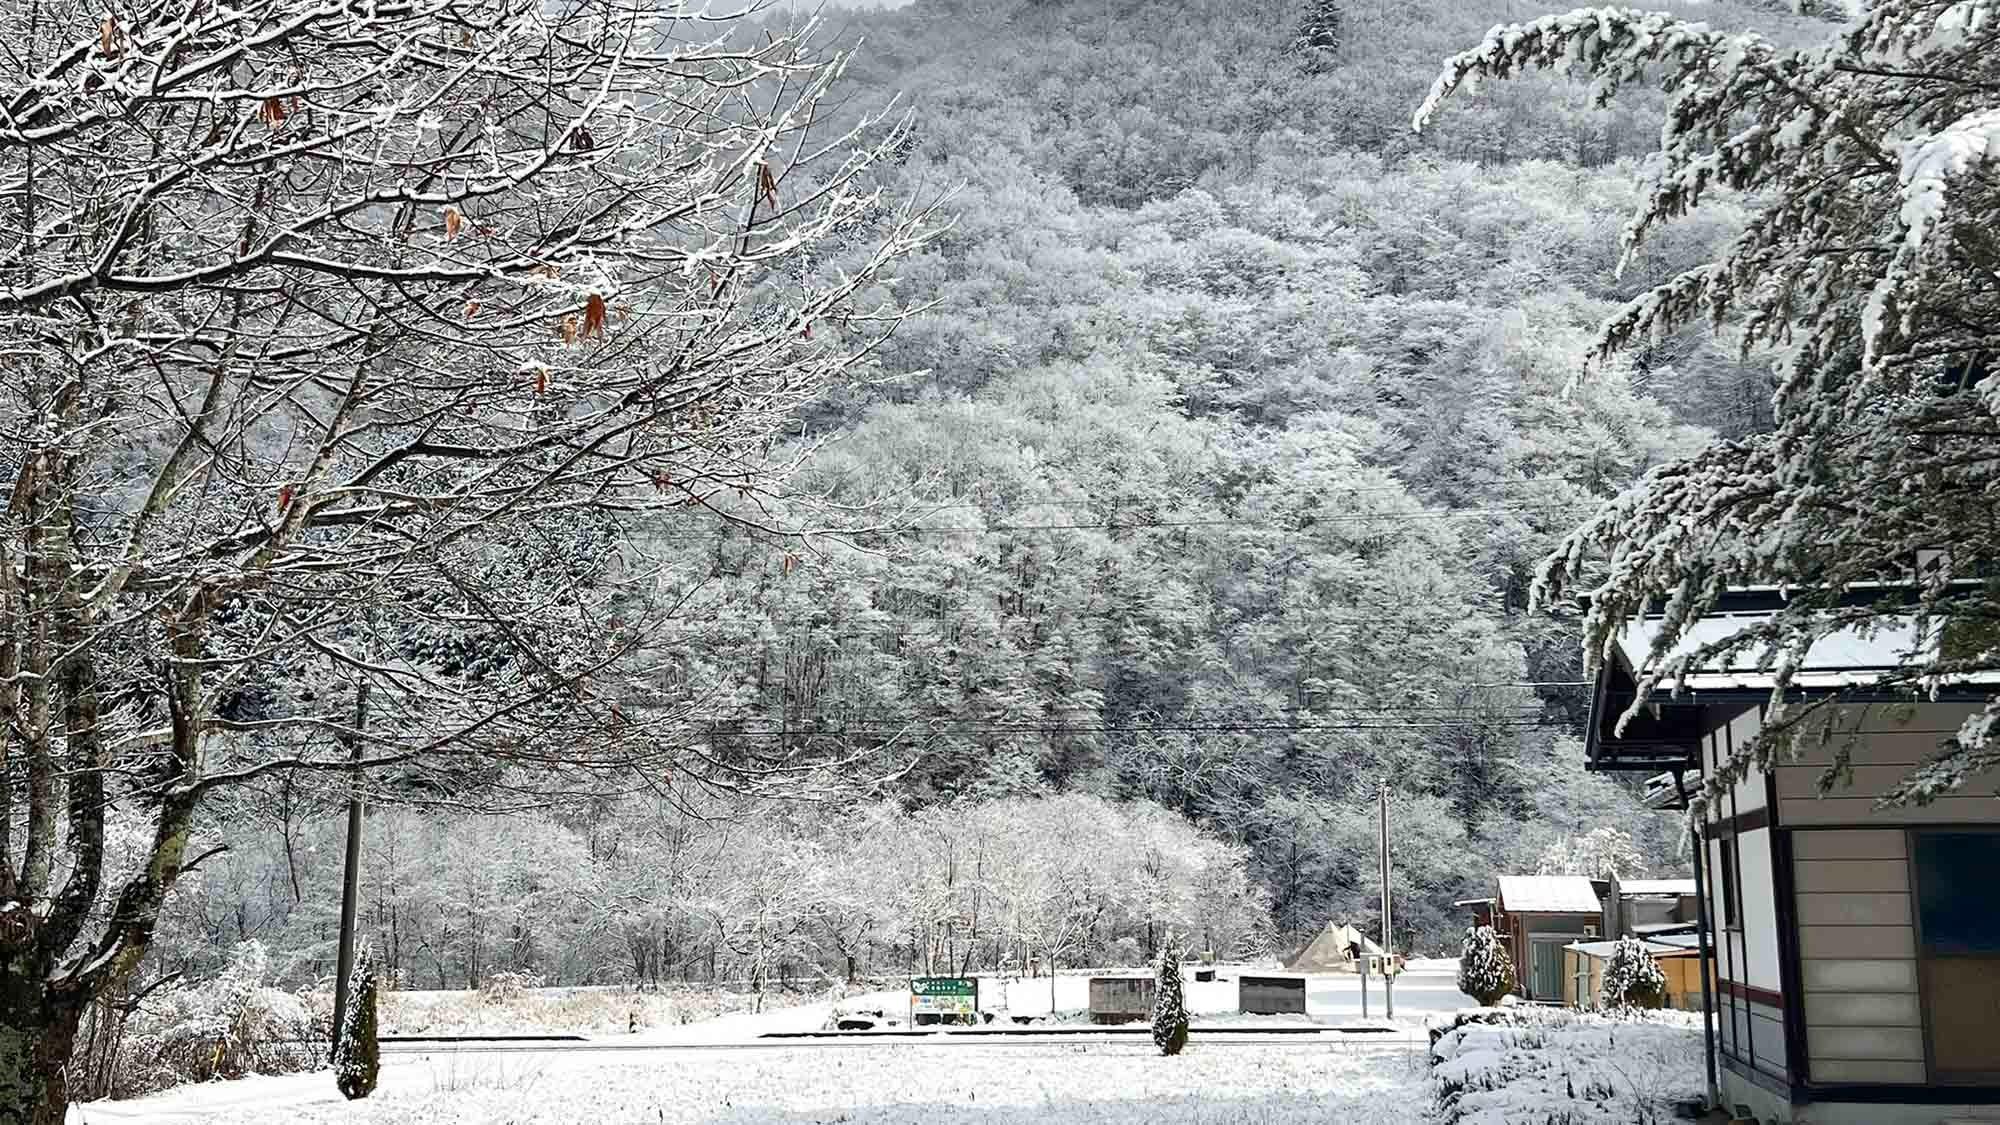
[1587,586,2000,1125]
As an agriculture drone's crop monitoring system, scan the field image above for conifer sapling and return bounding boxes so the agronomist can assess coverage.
[333,951,382,1100]
[1151,944,1190,1056]
[1600,936,1669,1010]
[1456,925,1514,1007]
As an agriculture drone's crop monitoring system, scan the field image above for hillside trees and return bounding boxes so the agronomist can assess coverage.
[0,0,931,1114]
[1416,1,2000,806]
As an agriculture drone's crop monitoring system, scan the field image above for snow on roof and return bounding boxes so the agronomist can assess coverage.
[1614,611,2000,691]
[1497,875,1602,914]
[1618,879,1696,897]
[1565,938,1691,958]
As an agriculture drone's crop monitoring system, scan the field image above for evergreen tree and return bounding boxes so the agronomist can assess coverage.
[333,952,381,1101]
[1456,925,1514,1007]
[1286,0,1344,72]
[1600,937,1669,1010]
[1150,945,1190,1056]
[1417,2,2000,809]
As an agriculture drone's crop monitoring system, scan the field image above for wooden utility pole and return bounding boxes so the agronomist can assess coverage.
[331,679,372,1056]
[1381,782,1394,1019]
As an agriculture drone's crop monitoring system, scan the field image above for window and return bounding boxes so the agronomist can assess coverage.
[1913,831,2000,1082]
[1717,837,1739,929]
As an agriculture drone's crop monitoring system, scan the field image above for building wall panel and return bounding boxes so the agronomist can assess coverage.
[1800,957,1919,993]
[1791,858,1909,894]
[1801,990,1921,1027]
[1796,891,1913,927]
[1797,924,1915,960]
[1805,1059,1926,1084]
[1807,1025,1925,1061]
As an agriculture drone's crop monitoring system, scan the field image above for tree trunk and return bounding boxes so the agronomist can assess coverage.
[0,984,86,1125]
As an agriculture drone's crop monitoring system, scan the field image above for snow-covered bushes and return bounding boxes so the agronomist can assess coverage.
[106,941,322,1098]
[1599,938,1667,1010]
[1456,925,1514,1006]
[478,970,544,1005]
[1429,1008,1704,1124]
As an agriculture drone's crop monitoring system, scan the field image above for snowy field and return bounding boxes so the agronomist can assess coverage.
[69,970,1469,1124]
[71,1041,1431,1125]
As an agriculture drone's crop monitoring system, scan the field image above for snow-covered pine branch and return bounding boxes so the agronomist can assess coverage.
[1417,1,2000,813]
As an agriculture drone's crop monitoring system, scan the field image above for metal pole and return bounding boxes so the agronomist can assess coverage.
[1380,783,1394,1020]
[1690,821,1722,1110]
[330,679,372,1059]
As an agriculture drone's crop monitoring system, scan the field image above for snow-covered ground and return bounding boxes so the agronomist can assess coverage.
[68,967,1472,1124]
[70,1040,1430,1125]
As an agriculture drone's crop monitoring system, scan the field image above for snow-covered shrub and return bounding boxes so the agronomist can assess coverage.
[112,941,321,1097]
[1456,925,1514,1006]
[478,969,544,1004]
[1150,946,1189,1056]
[1430,1007,1703,1125]
[1105,936,1144,968]
[1600,937,1668,1010]
[334,952,381,1100]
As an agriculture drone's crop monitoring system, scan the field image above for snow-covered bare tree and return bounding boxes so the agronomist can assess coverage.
[0,0,934,1113]
[1415,2,2000,809]
[1533,826,1642,880]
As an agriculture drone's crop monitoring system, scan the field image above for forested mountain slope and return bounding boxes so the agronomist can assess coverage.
[168,0,1818,982]
[610,0,1813,939]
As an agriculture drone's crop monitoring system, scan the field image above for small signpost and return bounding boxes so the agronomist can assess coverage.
[910,976,979,1026]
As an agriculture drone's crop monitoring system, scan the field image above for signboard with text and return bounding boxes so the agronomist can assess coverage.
[910,976,979,1023]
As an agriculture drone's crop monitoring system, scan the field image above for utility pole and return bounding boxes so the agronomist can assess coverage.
[330,679,372,1058]
[1381,782,1394,1020]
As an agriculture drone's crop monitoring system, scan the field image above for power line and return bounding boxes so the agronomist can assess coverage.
[695,718,1560,739]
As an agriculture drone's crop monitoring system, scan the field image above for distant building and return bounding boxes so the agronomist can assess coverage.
[1586,584,2000,1124]
[1286,921,1388,975]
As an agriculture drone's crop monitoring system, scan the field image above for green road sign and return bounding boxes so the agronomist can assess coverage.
[912,976,976,997]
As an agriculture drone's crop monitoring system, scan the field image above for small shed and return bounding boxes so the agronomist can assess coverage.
[1087,976,1155,1024]
[1495,875,1604,1001]
[1238,973,1308,1015]
[1560,936,1712,1012]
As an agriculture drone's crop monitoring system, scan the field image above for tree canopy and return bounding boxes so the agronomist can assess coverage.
[1417,1,2000,806]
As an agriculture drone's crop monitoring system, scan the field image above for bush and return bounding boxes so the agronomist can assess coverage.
[1150,945,1189,1056]
[478,969,544,1005]
[86,941,321,1099]
[1600,937,1668,1010]
[333,952,381,1100]
[1456,925,1514,1006]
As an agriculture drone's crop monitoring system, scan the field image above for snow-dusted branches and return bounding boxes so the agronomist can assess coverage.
[1418,2,2000,809]
[0,0,934,1080]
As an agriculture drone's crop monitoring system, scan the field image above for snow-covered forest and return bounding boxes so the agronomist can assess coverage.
[96,0,1844,999]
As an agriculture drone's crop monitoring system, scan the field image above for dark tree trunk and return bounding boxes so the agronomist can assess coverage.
[0,975,86,1125]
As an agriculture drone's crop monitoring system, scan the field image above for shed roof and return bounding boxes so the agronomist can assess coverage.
[1619,879,1696,897]
[1565,938,1693,959]
[1497,875,1602,914]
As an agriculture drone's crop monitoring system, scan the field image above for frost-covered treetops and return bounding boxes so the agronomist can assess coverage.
[1417,2,2000,807]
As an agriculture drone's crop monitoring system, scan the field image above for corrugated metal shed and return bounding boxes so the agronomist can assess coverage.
[1497,875,1601,914]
